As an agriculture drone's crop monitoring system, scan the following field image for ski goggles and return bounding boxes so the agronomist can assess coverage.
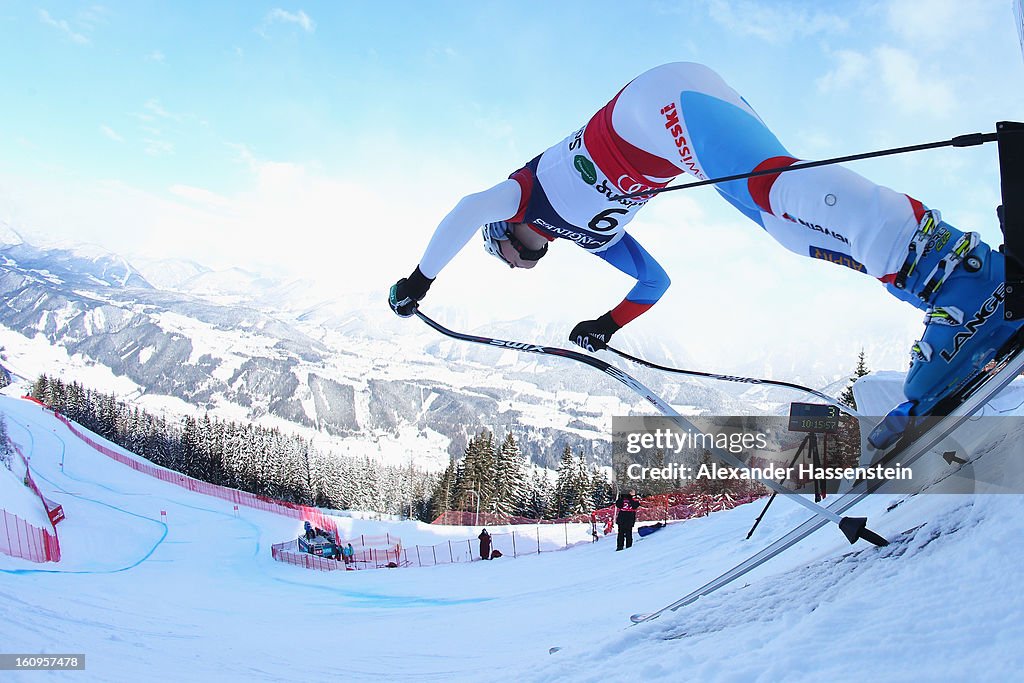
[482,221,549,267]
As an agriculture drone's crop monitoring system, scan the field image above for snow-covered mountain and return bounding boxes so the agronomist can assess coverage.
[0,232,773,471]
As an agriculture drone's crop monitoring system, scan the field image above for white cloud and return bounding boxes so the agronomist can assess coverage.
[100,125,124,142]
[816,49,870,93]
[38,9,90,45]
[143,139,174,156]
[143,99,181,121]
[816,46,955,118]
[168,184,238,213]
[76,5,111,32]
[706,0,848,43]
[262,8,315,34]
[874,46,955,117]
[146,50,166,63]
[884,0,993,46]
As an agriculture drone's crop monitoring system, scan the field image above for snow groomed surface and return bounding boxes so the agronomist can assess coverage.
[2,375,1024,681]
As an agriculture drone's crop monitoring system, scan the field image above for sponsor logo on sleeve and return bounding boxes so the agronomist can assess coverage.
[785,213,850,245]
[809,247,867,273]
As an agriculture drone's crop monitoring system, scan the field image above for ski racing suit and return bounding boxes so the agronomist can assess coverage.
[400,61,1018,416]
[415,62,923,329]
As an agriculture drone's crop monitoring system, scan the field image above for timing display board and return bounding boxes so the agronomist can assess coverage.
[788,402,840,434]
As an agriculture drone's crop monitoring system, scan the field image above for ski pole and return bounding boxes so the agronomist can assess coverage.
[610,131,997,201]
[413,310,888,546]
[605,345,859,417]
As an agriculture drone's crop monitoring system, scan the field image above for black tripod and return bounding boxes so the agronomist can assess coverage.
[746,432,826,540]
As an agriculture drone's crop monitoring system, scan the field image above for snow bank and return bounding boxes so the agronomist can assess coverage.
[0,454,51,530]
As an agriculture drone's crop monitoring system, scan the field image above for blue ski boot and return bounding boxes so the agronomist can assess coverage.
[879,209,1021,431]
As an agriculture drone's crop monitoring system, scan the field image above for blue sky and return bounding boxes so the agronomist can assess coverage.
[2,1,1023,372]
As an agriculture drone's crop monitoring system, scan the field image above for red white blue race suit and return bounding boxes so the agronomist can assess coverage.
[418,62,926,327]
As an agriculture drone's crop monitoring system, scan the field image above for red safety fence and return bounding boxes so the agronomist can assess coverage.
[589,490,765,534]
[400,528,584,568]
[282,525,594,572]
[11,442,62,530]
[433,490,765,530]
[0,440,62,563]
[272,541,348,571]
[0,508,61,563]
[23,397,337,538]
[432,510,584,526]
[271,538,405,572]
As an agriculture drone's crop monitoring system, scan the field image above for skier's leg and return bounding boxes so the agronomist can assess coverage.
[751,146,1020,413]
[622,64,1022,415]
[616,62,920,284]
[678,88,923,289]
[625,526,633,549]
[758,165,1020,414]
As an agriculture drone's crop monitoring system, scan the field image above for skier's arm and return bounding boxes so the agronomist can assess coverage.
[597,234,671,326]
[419,179,523,278]
[389,179,522,317]
[569,233,670,351]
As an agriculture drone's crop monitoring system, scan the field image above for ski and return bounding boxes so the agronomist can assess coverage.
[629,332,1024,625]
[414,310,889,544]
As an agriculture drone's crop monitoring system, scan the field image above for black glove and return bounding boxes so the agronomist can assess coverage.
[389,266,434,318]
[569,312,621,352]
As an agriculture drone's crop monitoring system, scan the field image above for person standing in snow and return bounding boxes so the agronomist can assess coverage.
[615,490,641,551]
[389,61,1021,420]
[478,528,492,560]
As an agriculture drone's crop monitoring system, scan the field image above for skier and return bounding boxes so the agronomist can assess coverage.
[615,491,640,551]
[389,61,1022,418]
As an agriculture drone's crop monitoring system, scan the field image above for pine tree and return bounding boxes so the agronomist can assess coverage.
[552,445,593,517]
[569,449,593,515]
[428,459,457,521]
[589,465,613,509]
[490,432,527,518]
[839,349,871,409]
[522,469,554,519]
[24,375,444,518]
[455,430,496,515]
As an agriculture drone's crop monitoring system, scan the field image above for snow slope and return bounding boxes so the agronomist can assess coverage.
[0,449,51,530]
[1,378,1023,682]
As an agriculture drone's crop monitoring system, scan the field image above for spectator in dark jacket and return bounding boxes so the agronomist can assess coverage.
[478,529,492,560]
[615,490,641,551]
[303,521,315,541]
